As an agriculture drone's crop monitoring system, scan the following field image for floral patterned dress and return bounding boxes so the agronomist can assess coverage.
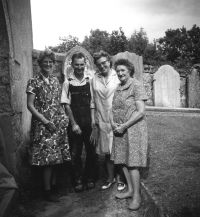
[111,78,148,167]
[26,74,71,166]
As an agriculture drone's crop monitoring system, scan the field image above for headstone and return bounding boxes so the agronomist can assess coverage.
[63,46,95,79]
[112,51,143,82]
[143,73,154,106]
[154,65,180,108]
[180,75,187,108]
[188,65,200,108]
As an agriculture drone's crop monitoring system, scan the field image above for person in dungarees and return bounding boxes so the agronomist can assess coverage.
[61,52,96,192]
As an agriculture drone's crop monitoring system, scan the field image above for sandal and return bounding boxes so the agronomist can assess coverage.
[101,179,116,190]
[117,182,126,191]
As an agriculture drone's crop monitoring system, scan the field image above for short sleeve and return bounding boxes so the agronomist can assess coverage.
[60,79,70,104]
[26,78,36,95]
[133,80,148,101]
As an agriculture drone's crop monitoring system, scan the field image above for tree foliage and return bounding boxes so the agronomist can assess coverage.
[128,28,149,56]
[158,25,200,68]
[109,27,128,55]
[81,29,110,54]
[48,35,80,53]
[48,25,200,68]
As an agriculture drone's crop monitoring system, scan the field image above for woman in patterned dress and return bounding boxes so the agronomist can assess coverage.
[26,50,71,201]
[110,59,148,210]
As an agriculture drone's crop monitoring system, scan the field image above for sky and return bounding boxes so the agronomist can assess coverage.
[31,0,200,50]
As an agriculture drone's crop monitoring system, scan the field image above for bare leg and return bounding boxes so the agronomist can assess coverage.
[115,166,133,199]
[51,169,56,186]
[105,154,114,182]
[43,166,52,191]
[128,168,141,210]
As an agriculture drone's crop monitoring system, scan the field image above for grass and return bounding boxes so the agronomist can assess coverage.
[143,113,200,217]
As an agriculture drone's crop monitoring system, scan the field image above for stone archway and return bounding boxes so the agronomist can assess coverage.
[0,0,33,178]
[63,45,95,79]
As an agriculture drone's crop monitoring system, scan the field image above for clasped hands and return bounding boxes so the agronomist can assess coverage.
[112,123,127,135]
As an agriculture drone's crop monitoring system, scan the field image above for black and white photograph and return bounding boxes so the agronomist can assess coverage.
[0,0,200,216]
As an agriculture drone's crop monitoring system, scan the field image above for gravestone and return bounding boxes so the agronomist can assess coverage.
[180,74,187,108]
[143,73,154,106]
[154,65,180,108]
[188,64,200,108]
[112,51,143,82]
[63,46,95,79]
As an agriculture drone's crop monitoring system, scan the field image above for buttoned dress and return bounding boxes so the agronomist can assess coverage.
[111,78,148,167]
[26,74,71,166]
[91,69,120,155]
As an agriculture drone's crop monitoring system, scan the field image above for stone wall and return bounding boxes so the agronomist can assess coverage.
[0,0,33,184]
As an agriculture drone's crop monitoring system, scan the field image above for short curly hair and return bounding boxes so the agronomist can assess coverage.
[93,50,112,67]
[38,50,55,67]
[114,58,135,77]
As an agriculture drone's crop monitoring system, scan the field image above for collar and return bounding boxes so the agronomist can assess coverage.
[39,73,50,84]
[118,77,134,91]
[69,70,90,83]
[96,69,116,78]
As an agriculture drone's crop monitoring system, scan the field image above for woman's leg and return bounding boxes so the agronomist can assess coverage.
[101,154,115,190]
[105,154,114,182]
[43,166,59,201]
[115,166,133,199]
[115,164,126,191]
[128,167,141,210]
[43,166,52,191]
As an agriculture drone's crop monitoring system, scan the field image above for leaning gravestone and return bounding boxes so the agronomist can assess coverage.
[188,65,200,108]
[112,51,143,82]
[63,46,95,79]
[154,65,180,108]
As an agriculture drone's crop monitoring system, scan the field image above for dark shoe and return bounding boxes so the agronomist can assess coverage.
[117,182,126,191]
[74,179,84,192]
[86,181,95,190]
[101,179,116,190]
[44,190,59,202]
[51,184,58,194]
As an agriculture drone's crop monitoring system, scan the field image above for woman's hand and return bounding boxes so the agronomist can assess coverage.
[113,123,127,135]
[45,121,56,134]
[111,122,119,131]
[91,119,96,129]
[90,125,98,145]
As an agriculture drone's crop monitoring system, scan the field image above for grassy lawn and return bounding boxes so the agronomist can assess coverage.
[144,113,200,217]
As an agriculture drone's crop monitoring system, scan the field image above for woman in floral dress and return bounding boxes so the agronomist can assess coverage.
[110,59,148,210]
[26,50,71,201]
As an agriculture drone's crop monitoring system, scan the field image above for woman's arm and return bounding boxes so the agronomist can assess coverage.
[27,93,49,124]
[27,93,56,133]
[114,100,145,134]
[124,100,145,128]
[109,109,118,130]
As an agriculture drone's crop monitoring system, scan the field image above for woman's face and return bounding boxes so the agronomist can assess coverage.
[40,57,54,75]
[116,65,131,85]
[96,57,111,76]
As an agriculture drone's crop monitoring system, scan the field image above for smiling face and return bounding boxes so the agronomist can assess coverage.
[96,57,111,76]
[40,57,54,76]
[72,57,86,77]
[116,65,131,85]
